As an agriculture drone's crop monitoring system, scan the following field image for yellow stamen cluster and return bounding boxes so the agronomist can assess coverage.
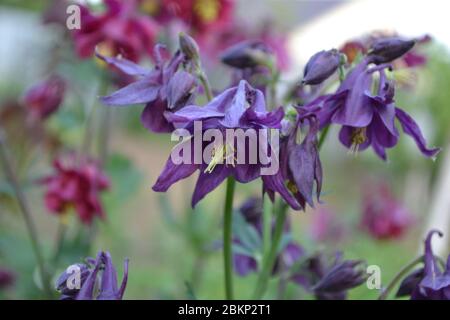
[286,181,298,194]
[204,143,236,174]
[194,0,220,23]
[349,127,367,155]
[140,0,160,15]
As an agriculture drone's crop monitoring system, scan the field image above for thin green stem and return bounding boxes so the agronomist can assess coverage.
[378,255,424,300]
[198,70,213,102]
[223,177,236,300]
[51,219,67,266]
[0,130,53,298]
[252,201,288,299]
[318,125,330,150]
[262,194,272,260]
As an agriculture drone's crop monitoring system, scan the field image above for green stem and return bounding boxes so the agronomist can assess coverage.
[262,194,272,260]
[318,125,330,150]
[252,201,288,299]
[223,177,236,300]
[51,220,67,266]
[198,70,213,102]
[378,255,423,300]
[0,130,53,298]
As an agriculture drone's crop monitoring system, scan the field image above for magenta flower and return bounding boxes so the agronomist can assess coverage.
[40,155,110,225]
[22,75,66,121]
[99,45,196,133]
[148,0,235,35]
[0,267,15,290]
[73,0,159,61]
[310,205,344,243]
[56,251,129,300]
[360,182,414,240]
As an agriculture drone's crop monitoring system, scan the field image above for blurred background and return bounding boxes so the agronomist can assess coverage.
[0,0,449,299]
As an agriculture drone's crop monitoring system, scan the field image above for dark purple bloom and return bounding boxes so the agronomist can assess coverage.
[302,49,341,85]
[292,252,366,300]
[308,57,440,160]
[368,37,416,65]
[221,40,273,69]
[99,45,196,133]
[397,230,450,300]
[56,251,129,300]
[153,80,284,207]
[262,109,322,210]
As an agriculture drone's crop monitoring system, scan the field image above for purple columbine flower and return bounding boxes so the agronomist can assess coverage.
[153,80,284,207]
[397,230,450,300]
[0,267,15,290]
[262,109,322,210]
[302,49,341,85]
[292,252,367,300]
[308,56,440,160]
[99,44,197,133]
[56,251,129,300]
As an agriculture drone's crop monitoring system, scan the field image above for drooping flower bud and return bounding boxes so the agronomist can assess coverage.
[368,38,415,64]
[302,49,340,85]
[166,70,197,110]
[55,263,91,297]
[179,32,200,64]
[23,75,66,121]
[220,40,273,69]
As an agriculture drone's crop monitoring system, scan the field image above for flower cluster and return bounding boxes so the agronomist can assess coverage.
[56,251,129,300]
[232,198,366,299]
[40,155,110,224]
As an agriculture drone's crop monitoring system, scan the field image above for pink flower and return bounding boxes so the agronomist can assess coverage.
[40,156,110,225]
[73,0,159,61]
[149,0,235,34]
[361,182,414,240]
[23,75,66,121]
[310,205,344,243]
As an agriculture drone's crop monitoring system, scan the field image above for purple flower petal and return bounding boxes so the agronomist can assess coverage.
[395,108,441,158]
[101,77,160,106]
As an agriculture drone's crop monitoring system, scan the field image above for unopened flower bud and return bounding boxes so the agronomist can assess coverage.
[368,38,415,64]
[220,40,273,69]
[179,32,200,63]
[166,70,197,110]
[302,49,340,85]
[55,263,90,297]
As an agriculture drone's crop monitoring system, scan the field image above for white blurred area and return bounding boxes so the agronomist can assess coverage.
[288,0,450,71]
[287,0,450,255]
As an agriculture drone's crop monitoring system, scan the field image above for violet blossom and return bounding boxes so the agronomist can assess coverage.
[56,251,129,300]
[99,44,197,133]
[397,230,450,300]
[262,109,322,210]
[306,50,440,160]
[153,80,284,207]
